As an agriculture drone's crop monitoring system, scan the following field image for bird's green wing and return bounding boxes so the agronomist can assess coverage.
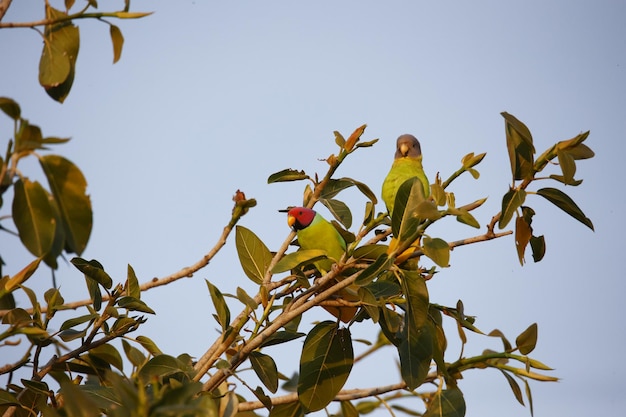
[296,213,346,274]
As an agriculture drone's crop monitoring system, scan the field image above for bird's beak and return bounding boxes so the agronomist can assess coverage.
[287,215,296,228]
[400,143,409,156]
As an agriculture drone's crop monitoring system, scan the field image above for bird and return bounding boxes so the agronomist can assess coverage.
[286,207,358,322]
[381,134,430,217]
[381,134,430,265]
[287,207,346,274]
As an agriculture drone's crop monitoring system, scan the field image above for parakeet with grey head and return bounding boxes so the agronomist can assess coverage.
[382,134,430,217]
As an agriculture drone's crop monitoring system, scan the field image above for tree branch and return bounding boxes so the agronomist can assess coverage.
[0,192,255,318]
[237,379,437,412]
[0,11,152,29]
[200,266,360,391]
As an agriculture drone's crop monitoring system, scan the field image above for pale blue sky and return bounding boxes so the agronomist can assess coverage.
[1,1,624,416]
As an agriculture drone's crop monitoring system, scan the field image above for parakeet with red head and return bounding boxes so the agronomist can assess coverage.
[286,207,357,322]
[287,207,346,274]
[382,134,430,217]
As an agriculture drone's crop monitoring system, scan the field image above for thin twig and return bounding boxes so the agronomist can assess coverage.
[0,11,152,29]
[0,194,254,318]
[236,380,437,411]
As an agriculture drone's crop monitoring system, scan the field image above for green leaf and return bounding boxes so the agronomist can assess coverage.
[136,335,163,356]
[60,313,97,331]
[393,177,426,243]
[42,197,66,269]
[422,237,449,268]
[502,112,536,180]
[86,273,103,310]
[488,329,512,352]
[298,321,353,412]
[41,136,71,145]
[499,188,526,229]
[112,11,154,19]
[322,177,378,205]
[355,138,379,148]
[334,131,346,147]
[126,264,141,299]
[21,379,50,396]
[320,178,354,199]
[398,271,432,390]
[89,343,124,372]
[0,293,16,310]
[355,253,392,286]
[461,152,487,170]
[0,389,19,406]
[250,351,279,393]
[251,386,273,411]
[358,286,379,322]
[352,244,388,261]
[415,200,442,221]
[565,142,594,160]
[455,209,480,228]
[500,369,525,405]
[319,198,352,229]
[109,24,124,63]
[59,328,87,342]
[0,97,21,119]
[71,257,113,289]
[122,339,147,367]
[14,120,44,152]
[556,148,577,185]
[236,286,258,311]
[269,401,305,417]
[530,235,546,263]
[117,296,155,314]
[3,258,42,294]
[267,168,309,183]
[340,400,359,417]
[39,6,80,103]
[235,225,273,284]
[206,280,230,332]
[259,331,306,348]
[423,387,466,417]
[516,322,538,355]
[138,355,186,383]
[536,187,594,230]
[40,155,92,255]
[272,249,327,273]
[57,379,101,417]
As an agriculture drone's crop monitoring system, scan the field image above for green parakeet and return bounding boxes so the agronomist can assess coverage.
[381,134,430,265]
[287,207,357,322]
[381,134,430,217]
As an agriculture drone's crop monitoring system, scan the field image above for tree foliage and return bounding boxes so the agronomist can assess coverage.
[0,3,595,417]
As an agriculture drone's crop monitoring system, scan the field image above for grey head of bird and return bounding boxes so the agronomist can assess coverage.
[395,134,422,159]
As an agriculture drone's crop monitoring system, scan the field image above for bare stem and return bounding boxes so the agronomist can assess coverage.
[0,194,254,318]
[0,10,152,29]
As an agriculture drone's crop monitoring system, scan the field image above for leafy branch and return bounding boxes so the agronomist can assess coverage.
[0,2,151,102]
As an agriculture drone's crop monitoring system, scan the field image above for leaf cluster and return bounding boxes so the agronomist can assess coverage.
[499,112,594,265]
[0,1,151,102]
[0,98,92,291]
